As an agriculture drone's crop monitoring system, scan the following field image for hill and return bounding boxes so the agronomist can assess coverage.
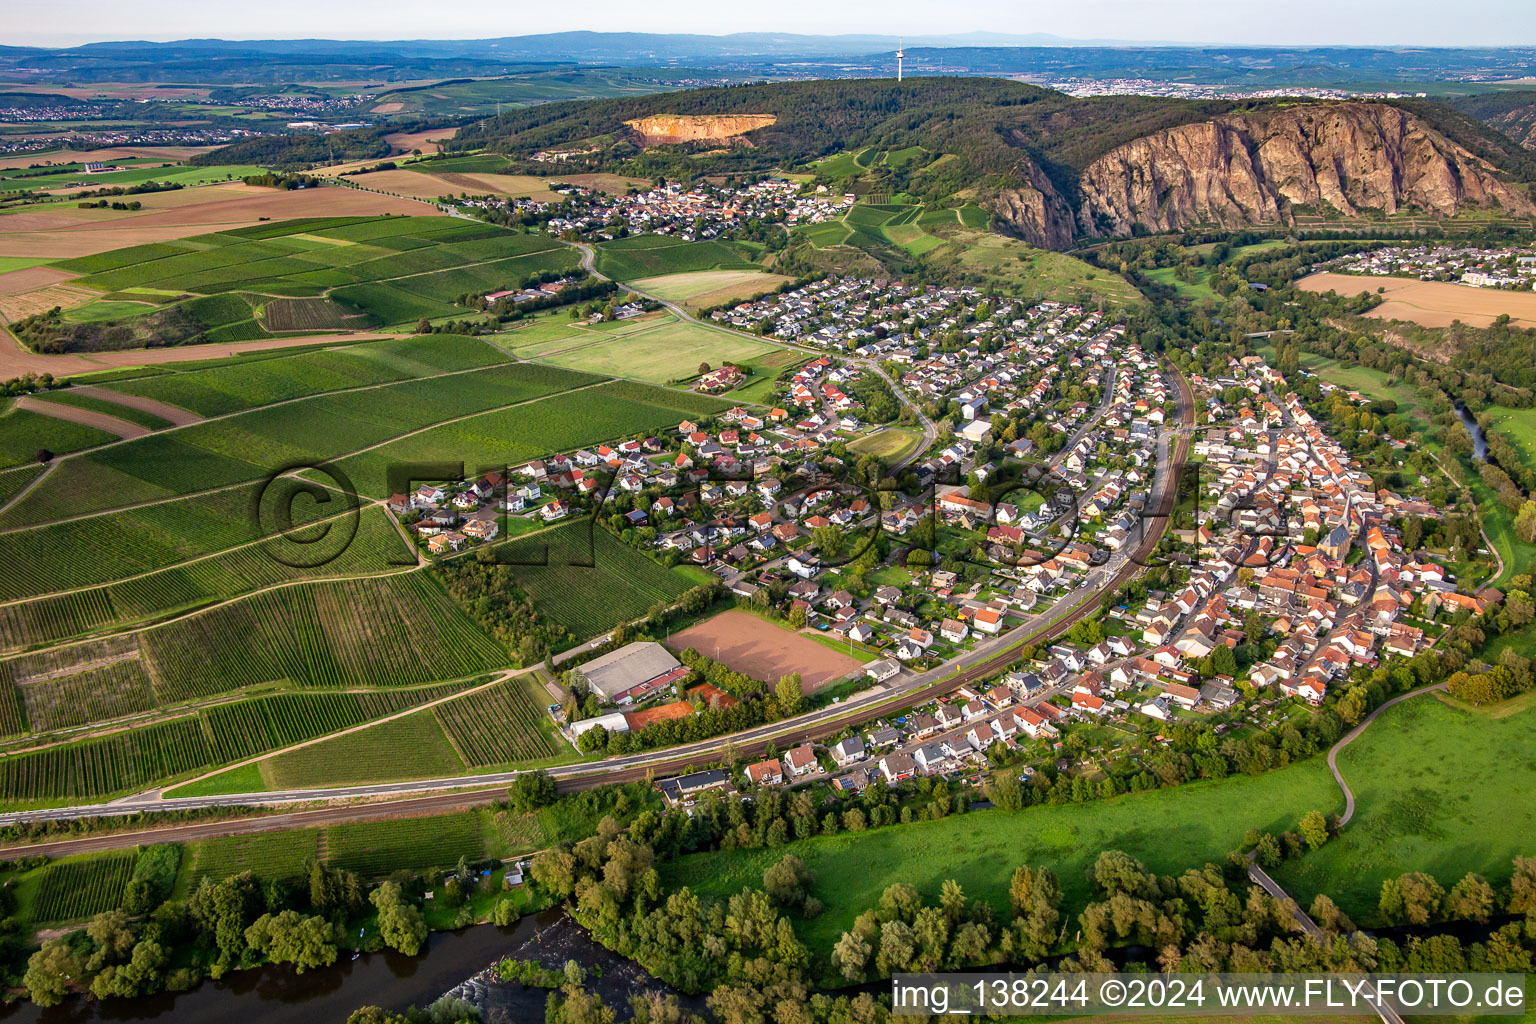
[439,78,1536,248]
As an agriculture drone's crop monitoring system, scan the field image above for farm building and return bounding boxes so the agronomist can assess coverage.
[578,642,688,705]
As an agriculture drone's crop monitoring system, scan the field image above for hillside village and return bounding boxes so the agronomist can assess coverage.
[454,176,853,239]
[387,269,1497,803]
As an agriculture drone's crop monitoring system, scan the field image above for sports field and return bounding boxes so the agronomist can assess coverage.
[848,428,922,462]
[1298,272,1536,328]
[664,609,863,690]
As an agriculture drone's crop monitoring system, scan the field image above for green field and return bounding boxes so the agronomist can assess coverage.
[532,316,785,384]
[848,428,922,462]
[0,164,269,194]
[434,676,562,767]
[260,709,465,789]
[471,520,698,642]
[179,830,319,891]
[1146,265,1222,302]
[47,216,578,333]
[661,757,1339,955]
[0,399,115,468]
[1273,691,1536,923]
[593,235,759,281]
[321,811,489,876]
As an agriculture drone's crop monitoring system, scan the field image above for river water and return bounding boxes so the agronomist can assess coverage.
[1456,404,1489,460]
[0,912,574,1024]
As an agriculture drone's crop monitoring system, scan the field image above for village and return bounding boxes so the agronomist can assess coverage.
[1317,242,1536,289]
[380,263,1498,810]
[455,176,853,239]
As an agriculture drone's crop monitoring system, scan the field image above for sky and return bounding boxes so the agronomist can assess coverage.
[5,0,1536,48]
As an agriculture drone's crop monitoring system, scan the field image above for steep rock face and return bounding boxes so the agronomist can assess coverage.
[986,158,1077,250]
[1076,103,1535,237]
[624,114,776,146]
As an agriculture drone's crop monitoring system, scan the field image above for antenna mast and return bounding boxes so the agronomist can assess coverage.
[896,40,905,82]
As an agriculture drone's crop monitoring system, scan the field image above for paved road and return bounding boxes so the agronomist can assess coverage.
[0,362,1194,848]
[1247,860,1406,1024]
[570,240,939,472]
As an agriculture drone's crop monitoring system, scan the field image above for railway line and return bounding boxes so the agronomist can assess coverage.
[0,363,1193,858]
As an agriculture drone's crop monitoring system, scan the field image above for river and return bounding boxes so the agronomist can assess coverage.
[1456,404,1489,460]
[0,910,671,1024]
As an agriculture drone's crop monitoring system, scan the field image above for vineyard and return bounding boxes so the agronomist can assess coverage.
[103,334,510,418]
[16,656,157,733]
[321,812,487,876]
[0,360,601,529]
[0,716,209,803]
[34,853,136,922]
[181,832,318,889]
[202,684,467,762]
[260,297,373,333]
[487,522,695,639]
[0,506,413,651]
[338,379,728,498]
[435,678,561,767]
[260,711,464,789]
[138,573,509,701]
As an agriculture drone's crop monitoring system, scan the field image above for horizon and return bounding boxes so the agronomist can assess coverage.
[6,1,1536,50]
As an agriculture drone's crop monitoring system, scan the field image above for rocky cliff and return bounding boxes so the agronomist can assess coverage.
[984,154,1078,250]
[624,114,776,146]
[1075,103,1536,237]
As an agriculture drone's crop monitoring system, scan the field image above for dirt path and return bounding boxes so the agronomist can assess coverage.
[14,394,149,439]
[1328,682,1448,826]
[72,384,202,425]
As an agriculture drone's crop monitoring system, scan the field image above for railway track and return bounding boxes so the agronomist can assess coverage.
[0,366,1194,859]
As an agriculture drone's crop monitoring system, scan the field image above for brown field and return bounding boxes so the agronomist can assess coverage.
[632,269,793,311]
[72,384,202,425]
[0,266,76,297]
[0,329,394,378]
[0,183,440,257]
[384,127,459,155]
[0,283,96,321]
[664,610,863,692]
[0,145,217,170]
[349,168,565,202]
[1297,272,1536,329]
[15,395,147,438]
[370,101,405,114]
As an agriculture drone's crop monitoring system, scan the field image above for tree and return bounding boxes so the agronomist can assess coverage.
[987,771,1024,811]
[245,910,338,972]
[1298,810,1330,851]
[1380,872,1445,925]
[24,938,82,1007]
[1445,873,1497,923]
[1516,501,1536,544]
[415,318,432,335]
[775,673,804,716]
[698,362,712,375]
[831,930,872,981]
[508,769,558,812]
[763,854,813,908]
[371,882,428,955]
